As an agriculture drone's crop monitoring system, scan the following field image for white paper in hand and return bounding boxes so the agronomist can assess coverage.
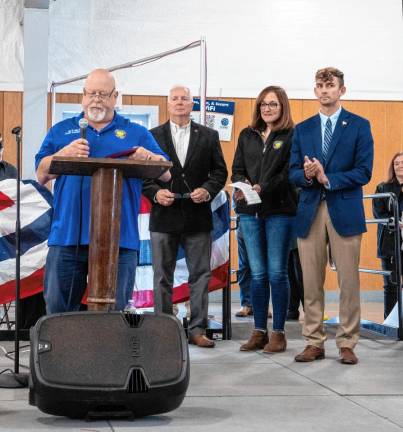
[229,182,262,205]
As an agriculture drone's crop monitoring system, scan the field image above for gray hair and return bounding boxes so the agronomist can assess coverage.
[168,85,193,101]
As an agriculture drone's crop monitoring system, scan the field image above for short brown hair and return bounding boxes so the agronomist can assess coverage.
[387,152,403,183]
[315,67,344,87]
[251,86,294,132]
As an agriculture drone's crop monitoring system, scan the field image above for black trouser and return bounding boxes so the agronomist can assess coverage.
[381,256,400,319]
[151,231,212,337]
[17,292,46,329]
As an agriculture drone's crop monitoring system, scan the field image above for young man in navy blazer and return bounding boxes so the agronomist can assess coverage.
[289,67,374,364]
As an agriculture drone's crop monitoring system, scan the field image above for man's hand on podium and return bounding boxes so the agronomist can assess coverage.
[129,146,164,162]
[129,147,171,182]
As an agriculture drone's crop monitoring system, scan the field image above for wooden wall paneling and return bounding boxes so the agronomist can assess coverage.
[290,99,304,124]
[232,97,253,160]
[121,95,132,105]
[385,101,403,153]
[148,96,167,125]
[56,93,80,104]
[301,99,319,120]
[3,91,22,167]
[132,96,150,105]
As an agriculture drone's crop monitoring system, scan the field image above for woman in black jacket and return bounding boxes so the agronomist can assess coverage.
[231,86,297,353]
[373,152,403,318]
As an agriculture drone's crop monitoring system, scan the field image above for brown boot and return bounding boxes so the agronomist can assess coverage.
[263,331,287,353]
[295,345,325,362]
[339,347,358,365]
[240,330,269,351]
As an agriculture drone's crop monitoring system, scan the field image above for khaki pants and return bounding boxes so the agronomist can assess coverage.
[297,202,361,349]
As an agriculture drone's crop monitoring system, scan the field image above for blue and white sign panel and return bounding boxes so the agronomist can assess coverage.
[191,99,235,142]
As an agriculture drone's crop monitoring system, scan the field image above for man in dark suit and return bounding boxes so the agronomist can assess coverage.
[289,67,374,364]
[142,85,228,348]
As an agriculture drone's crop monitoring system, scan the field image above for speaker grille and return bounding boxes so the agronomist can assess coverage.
[127,369,149,393]
[34,312,185,387]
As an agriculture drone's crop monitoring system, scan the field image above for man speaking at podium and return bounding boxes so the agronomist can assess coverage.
[35,68,170,314]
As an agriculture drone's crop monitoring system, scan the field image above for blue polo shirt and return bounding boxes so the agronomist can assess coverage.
[35,112,167,250]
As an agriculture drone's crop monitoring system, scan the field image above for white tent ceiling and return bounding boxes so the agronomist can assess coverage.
[1,0,403,99]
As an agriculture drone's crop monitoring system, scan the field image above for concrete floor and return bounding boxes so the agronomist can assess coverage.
[1,299,403,432]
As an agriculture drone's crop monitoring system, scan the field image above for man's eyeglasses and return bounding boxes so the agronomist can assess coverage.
[260,102,279,110]
[83,88,116,101]
[171,178,192,199]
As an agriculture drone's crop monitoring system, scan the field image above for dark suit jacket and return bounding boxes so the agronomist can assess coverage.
[289,108,374,238]
[142,120,228,233]
[372,180,401,258]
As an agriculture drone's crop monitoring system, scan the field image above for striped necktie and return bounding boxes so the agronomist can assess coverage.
[323,118,332,162]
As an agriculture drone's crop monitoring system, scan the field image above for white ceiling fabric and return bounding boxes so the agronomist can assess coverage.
[1,0,402,99]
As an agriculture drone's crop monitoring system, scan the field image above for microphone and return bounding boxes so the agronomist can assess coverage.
[12,126,21,136]
[78,118,89,140]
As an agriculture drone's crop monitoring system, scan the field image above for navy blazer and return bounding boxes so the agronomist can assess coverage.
[289,108,374,238]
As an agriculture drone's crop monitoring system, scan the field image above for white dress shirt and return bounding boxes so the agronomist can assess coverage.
[170,120,191,167]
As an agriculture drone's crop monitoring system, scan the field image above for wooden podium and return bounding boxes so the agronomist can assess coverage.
[49,156,171,311]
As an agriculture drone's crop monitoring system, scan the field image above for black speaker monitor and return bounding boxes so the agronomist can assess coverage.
[29,311,189,419]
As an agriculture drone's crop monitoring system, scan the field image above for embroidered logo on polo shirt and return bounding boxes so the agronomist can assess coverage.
[115,129,127,139]
[273,140,283,150]
[64,129,80,136]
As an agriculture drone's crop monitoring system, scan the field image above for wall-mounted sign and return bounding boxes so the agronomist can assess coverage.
[191,99,235,142]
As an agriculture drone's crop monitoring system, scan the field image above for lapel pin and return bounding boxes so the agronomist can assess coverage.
[342,121,347,127]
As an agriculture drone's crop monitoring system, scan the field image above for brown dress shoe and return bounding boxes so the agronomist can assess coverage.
[189,334,215,348]
[235,306,253,317]
[240,330,269,351]
[263,331,286,353]
[295,345,325,362]
[339,347,358,365]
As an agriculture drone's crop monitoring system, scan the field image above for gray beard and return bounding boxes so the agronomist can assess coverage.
[87,107,106,122]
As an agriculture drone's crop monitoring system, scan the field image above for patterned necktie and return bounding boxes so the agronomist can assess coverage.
[323,118,332,162]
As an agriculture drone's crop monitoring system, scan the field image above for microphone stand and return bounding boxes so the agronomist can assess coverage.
[0,126,29,388]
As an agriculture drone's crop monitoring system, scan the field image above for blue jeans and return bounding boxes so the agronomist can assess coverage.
[239,214,294,331]
[237,224,251,307]
[44,246,137,314]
